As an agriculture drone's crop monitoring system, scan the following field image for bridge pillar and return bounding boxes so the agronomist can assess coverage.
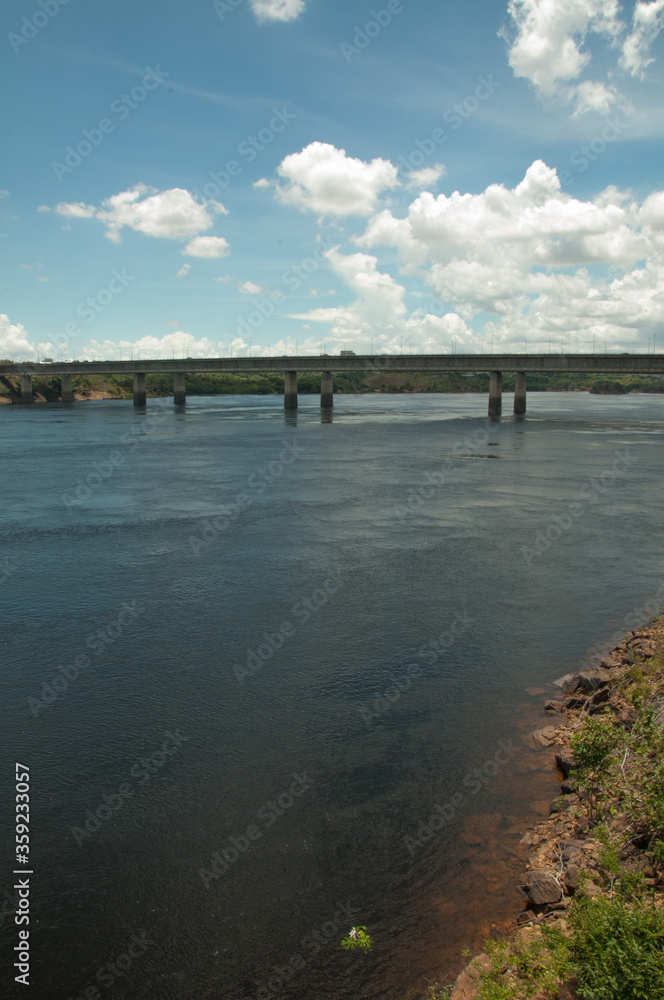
[284,370,298,410]
[19,374,33,404]
[133,372,146,407]
[514,371,526,416]
[173,372,186,405]
[489,370,502,420]
[61,374,74,403]
[321,371,333,407]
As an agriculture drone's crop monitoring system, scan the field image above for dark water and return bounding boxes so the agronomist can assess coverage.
[1,391,663,1000]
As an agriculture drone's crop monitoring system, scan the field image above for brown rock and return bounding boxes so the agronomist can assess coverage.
[563,696,587,710]
[518,870,563,905]
[553,673,581,694]
[545,699,563,713]
[532,726,557,746]
[587,687,611,714]
[577,669,611,692]
[565,863,580,890]
[555,754,576,779]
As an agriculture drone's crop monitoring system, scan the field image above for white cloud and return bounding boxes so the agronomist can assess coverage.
[181,235,231,258]
[620,0,664,77]
[0,190,9,199]
[238,280,264,294]
[56,202,96,219]
[501,0,661,114]
[176,264,191,278]
[353,158,664,351]
[36,205,50,212]
[407,164,446,190]
[271,142,400,216]
[213,274,233,282]
[54,184,228,245]
[250,0,305,22]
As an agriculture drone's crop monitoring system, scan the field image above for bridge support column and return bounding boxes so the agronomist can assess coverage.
[489,370,502,420]
[173,372,186,405]
[321,371,333,407]
[514,371,526,416]
[19,374,33,404]
[61,374,74,403]
[284,370,298,409]
[133,372,146,407]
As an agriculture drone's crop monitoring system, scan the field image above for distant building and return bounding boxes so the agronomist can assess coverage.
[340,350,356,356]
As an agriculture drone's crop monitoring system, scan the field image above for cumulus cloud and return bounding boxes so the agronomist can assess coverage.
[249,0,305,22]
[270,142,400,216]
[54,184,228,245]
[354,158,664,350]
[620,0,664,77]
[181,235,230,258]
[176,264,191,278]
[501,0,663,114]
[238,280,265,294]
[407,165,446,190]
[287,248,471,352]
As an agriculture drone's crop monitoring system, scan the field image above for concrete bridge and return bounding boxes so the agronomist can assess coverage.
[2,354,663,419]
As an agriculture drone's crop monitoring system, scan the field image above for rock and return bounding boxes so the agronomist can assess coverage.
[577,669,611,692]
[518,870,563,905]
[532,726,557,746]
[562,839,584,861]
[600,655,622,670]
[550,798,564,814]
[516,909,536,924]
[544,699,563,713]
[564,863,580,890]
[615,706,638,728]
[563,696,587,710]
[622,652,634,665]
[553,673,581,695]
[587,687,611,714]
[560,780,575,795]
[555,754,576,779]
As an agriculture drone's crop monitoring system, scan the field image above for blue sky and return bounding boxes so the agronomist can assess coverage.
[1,0,664,360]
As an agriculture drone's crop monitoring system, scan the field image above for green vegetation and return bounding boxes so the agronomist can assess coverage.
[478,887,664,1000]
[473,628,664,1000]
[1,368,663,402]
[340,926,373,951]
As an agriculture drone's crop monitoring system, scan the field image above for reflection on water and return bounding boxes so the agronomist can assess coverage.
[1,391,663,1000]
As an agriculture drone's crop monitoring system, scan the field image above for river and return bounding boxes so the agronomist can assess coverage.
[1,391,663,1000]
